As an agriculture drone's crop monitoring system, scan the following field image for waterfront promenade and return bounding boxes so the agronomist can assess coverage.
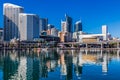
[0,40,120,50]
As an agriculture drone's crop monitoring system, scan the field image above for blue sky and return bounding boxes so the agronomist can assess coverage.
[0,0,120,37]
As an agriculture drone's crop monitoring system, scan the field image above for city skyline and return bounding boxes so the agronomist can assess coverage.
[0,0,120,37]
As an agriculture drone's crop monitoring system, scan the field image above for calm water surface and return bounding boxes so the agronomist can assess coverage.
[0,49,120,80]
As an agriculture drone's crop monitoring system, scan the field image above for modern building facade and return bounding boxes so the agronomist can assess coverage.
[73,25,109,42]
[61,14,73,33]
[51,28,58,37]
[47,24,55,35]
[65,14,72,33]
[39,18,48,34]
[48,24,54,29]
[102,25,108,40]
[74,20,82,32]
[0,28,3,41]
[3,3,24,41]
[60,14,73,42]
[19,13,39,41]
[61,21,67,32]
[58,32,72,42]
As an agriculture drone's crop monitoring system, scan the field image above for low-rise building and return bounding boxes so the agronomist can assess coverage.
[82,37,98,43]
[73,25,110,42]
[40,35,60,43]
[51,28,58,37]
[58,32,72,42]
[73,33,104,42]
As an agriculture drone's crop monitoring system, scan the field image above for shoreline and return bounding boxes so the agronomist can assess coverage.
[0,47,120,51]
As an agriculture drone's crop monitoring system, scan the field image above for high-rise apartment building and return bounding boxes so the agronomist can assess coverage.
[39,18,48,34]
[65,14,72,33]
[74,20,82,32]
[19,13,39,41]
[3,3,24,41]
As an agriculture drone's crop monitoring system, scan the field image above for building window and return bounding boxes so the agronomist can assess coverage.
[7,20,9,22]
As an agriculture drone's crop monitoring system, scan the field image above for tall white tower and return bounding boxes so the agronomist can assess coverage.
[3,3,24,41]
[102,25,108,40]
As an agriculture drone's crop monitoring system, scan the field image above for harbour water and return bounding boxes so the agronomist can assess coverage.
[0,49,120,80]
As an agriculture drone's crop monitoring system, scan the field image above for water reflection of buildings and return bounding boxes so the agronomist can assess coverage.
[0,49,120,80]
[66,51,73,80]
[59,50,113,79]
[1,51,39,80]
[59,50,73,80]
[117,50,120,60]
[71,50,111,77]
[3,51,19,80]
[39,49,59,78]
[75,51,83,78]
[60,50,67,75]
[102,53,108,74]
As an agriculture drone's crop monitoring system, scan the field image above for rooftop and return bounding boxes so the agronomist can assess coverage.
[19,13,38,16]
[4,3,23,8]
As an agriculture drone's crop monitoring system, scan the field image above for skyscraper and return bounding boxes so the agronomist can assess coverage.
[19,13,39,41]
[102,25,108,40]
[61,21,67,32]
[61,14,73,33]
[39,18,48,34]
[61,14,73,42]
[74,20,82,32]
[3,3,24,41]
[65,14,72,33]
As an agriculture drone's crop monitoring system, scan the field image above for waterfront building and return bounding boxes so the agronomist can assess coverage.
[73,25,109,42]
[107,33,112,40]
[47,24,55,36]
[47,29,51,35]
[48,24,54,29]
[65,14,72,33]
[61,14,73,33]
[60,14,73,42]
[58,31,72,42]
[74,20,82,32]
[51,28,58,37]
[3,3,24,41]
[40,35,60,43]
[102,25,108,40]
[58,32,63,42]
[73,31,83,42]
[39,18,48,35]
[61,21,67,32]
[0,28,3,41]
[19,13,39,41]
[73,33,104,42]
